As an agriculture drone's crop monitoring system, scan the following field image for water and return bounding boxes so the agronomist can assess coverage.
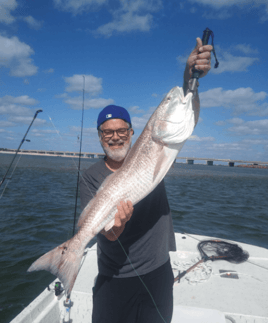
[0,153,268,322]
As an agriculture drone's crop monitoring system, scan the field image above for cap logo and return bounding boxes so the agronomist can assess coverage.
[106,114,112,118]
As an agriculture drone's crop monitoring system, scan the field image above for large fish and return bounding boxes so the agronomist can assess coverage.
[28,86,199,296]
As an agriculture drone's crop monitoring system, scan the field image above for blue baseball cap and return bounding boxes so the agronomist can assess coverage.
[97,105,132,129]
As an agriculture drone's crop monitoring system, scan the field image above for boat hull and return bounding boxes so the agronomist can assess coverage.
[11,233,268,323]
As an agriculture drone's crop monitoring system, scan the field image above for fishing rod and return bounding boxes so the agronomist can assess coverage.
[189,27,219,93]
[0,109,43,189]
[72,75,85,236]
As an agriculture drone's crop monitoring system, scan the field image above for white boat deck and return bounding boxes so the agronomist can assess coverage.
[11,233,268,323]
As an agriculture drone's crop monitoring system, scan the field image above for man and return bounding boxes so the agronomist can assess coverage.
[80,38,212,323]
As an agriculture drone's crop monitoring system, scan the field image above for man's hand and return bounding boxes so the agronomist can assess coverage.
[101,200,134,241]
[184,37,213,85]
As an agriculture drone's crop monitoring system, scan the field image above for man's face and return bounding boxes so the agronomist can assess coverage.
[99,119,133,162]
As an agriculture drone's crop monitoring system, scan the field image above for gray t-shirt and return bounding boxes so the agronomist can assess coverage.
[80,158,176,278]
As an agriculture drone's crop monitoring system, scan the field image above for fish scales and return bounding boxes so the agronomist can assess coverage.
[28,86,198,296]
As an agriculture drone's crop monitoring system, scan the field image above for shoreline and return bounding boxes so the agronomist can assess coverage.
[1,151,268,168]
[237,164,268,169]
[0,151,103,159]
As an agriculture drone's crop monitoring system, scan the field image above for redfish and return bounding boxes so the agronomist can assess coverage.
[28,86,198,296]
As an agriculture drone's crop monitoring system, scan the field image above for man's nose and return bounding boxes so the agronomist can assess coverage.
[111,131,120,140]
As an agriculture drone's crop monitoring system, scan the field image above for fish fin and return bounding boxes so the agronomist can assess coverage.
[27,238,84,296]
[104,219,115,232]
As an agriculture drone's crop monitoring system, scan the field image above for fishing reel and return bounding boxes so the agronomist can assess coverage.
[47,281,64,296]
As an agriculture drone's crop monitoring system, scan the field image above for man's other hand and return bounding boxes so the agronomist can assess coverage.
[101,200,134,241]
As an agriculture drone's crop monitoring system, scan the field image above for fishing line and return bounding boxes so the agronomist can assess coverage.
[46,113,94,200]
[111,229,168,323]
[73,75,85,236]
[246,260,268,271]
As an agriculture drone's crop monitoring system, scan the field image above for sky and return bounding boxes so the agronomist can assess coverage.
[0,0,268,163]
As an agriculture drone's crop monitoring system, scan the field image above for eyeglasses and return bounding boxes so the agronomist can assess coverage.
[99,127,131,139]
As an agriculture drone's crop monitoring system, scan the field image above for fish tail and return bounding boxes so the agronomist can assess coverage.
[27,237,84,296]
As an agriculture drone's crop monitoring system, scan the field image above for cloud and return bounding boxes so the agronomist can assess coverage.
[188,135,215,141]
[0,104,33,116]
[8,116,46,126]
[53,0,107,14]
[176,55,188,66]
[31,129,58,136]
[227,117,244,125]
[63,96,114,110]
[43,68,54,74]
[202,9,232,19]
[130,105,156,129]
[0,34,38,77]
[0,0,18,24]
[95,0,162,37]
[215,120,226,126]
[70,126,96,134]
[228,119,268,136]
[242,138,268,145]
[129,106,145,114]
[189,0,268,21]
[211,47,258,74]
[95,12,153,37]
[0,94,44,129]
[177,44,259,73]
[22,16,43,29]
[57,0,162,37]
[200,87,268,116]
[61,74,114,109]
[64,74,103,94]
[234,44,259,55]
[0,95,38,107]
[189,0,267,9]
[132,113,151,129]
[207,142,248,152]
[0,129,13,135]
[215,117,268,136]
[0,120,16,127]
[0,95,39,119]
[55,93,68,99]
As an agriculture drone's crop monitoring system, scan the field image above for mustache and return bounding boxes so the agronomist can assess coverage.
[107,139,125,145]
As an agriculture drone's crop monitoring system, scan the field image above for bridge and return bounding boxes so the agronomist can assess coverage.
[1,148,268,167]
[175,157,268,167]
[0,148,105,159]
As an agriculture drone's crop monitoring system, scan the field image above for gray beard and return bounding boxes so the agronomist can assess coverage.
[100,138,132,162]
